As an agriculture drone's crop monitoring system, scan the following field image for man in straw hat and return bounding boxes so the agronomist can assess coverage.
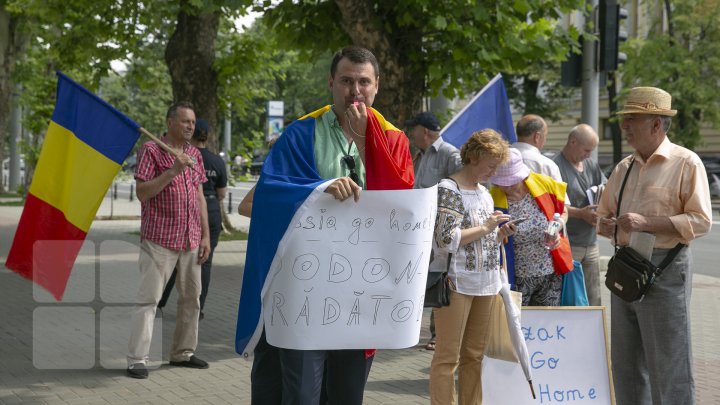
[597,87,712,404]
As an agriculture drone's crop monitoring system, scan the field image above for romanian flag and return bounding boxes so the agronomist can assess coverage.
[235,105,414,356]
[5,72,140,300]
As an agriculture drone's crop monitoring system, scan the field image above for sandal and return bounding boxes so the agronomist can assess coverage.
[425,340,436,351]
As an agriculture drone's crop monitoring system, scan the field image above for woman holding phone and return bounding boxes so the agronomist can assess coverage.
[489,148,572,306]
[429,129,517,405]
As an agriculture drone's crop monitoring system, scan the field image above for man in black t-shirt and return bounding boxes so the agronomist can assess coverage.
[159,119,228,318]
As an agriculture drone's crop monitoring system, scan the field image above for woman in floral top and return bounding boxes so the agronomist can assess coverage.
[489,148,571,306]
[429,129,517,405]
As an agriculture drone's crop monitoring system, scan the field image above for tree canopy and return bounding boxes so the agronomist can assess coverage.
[620,0,720,149]
[261,0,584,123]
[2,0,589,191]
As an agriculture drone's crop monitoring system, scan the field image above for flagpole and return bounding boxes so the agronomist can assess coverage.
[139,127,181,158]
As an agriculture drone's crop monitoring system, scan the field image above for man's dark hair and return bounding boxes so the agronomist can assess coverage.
[330,46,380,78]
[193,119,211,142]
[166,101,195,120]
[516,115,545,139]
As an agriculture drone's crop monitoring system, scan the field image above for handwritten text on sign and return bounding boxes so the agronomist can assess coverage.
[482,308,613,405]
[263,186,438,350]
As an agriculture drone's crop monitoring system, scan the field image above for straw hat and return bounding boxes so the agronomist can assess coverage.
[616,87,677,116]
[489,148,530,187]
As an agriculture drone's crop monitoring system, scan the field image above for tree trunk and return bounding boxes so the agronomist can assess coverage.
[334,0,425,127]
[0,9,27,192]
[164,1,220,150]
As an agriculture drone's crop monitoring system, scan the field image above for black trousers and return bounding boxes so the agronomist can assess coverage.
[251,331,283,405]
[158,206,221,310]
[278,347,373,405]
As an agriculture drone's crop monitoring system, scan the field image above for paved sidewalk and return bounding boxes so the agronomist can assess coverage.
[0,198,719,404]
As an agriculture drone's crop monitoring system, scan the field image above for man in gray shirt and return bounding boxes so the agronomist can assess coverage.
[406,111,462,350]
[552,124,606,305]
[407,112,462,189]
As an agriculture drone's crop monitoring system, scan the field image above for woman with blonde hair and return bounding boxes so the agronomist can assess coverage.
[429,129,517,405]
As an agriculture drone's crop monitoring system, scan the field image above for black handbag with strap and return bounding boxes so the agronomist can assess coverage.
[424,177,460,308]
[424,266,452,308]
[605,159,685,302]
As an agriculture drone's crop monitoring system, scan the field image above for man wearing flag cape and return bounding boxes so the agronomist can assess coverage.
[236,46,414,404]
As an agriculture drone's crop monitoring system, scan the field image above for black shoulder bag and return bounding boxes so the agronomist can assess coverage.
[424,177,459,308]
[424,259,452,308]
[605,159,685,302]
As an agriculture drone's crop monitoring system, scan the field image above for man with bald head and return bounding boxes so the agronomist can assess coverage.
[552,124,606,305]
[513,114,562,181]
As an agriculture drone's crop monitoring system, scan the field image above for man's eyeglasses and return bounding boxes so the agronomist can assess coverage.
[341,155,360,186]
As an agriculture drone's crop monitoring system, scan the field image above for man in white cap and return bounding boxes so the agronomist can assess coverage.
[597,87,712,405]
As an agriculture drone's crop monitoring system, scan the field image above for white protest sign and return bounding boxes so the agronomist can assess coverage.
[263,186,438,350]
[482,307,615,405]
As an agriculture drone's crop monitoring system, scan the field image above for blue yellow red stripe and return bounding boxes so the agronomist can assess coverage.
[5,72,140,300]
[30,122,122,232]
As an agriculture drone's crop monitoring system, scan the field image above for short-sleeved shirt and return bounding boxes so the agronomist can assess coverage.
[597,137,712,248]
[314,108,367,184]
[135,140,207,251]
[434,178,503,296]
[413,137,462,189]
[199,148,228,211]
[553,153,606,246]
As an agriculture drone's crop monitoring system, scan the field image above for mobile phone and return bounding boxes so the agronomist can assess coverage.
[508,217,527,226]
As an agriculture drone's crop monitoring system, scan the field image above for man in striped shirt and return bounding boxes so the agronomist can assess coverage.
[126,102,211,379]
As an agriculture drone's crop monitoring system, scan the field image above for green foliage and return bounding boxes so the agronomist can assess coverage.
[619,0,720,149]
[259,0,584,117]
[101,43,173,137]
[504,65,578,120]
[216,18,329,161]
[8,0,157,187]
[218,228,249,241]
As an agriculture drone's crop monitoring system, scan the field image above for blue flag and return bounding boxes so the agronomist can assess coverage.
[440,74,516,148]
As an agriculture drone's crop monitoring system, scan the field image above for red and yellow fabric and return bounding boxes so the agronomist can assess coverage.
[5,72,140,300]
[490,172,574,281]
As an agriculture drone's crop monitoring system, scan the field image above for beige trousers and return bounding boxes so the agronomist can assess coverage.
[127,239,201,365]
[429,290,494,405]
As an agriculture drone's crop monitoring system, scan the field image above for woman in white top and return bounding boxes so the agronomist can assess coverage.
[429,129,517,405]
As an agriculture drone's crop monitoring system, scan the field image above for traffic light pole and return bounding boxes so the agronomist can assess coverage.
[607,71,623,165]
[581,0,600,159]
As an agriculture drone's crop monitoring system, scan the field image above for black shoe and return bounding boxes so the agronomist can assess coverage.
[169,355,209,369]
[127,363,148,379]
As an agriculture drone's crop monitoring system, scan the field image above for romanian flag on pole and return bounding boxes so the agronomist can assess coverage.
[5,72,140,300]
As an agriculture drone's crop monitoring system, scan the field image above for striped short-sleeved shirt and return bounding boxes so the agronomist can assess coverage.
[135,140,207,251]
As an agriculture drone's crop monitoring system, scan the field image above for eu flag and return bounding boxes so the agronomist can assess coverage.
[441,74,516,147]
